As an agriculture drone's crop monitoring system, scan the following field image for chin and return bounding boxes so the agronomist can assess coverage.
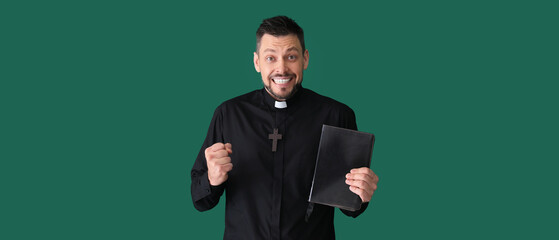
[267,84,300,100]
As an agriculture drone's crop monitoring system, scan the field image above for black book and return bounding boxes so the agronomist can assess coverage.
[308,125,375,211]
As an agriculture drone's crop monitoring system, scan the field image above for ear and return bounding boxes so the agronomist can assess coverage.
[303,49,309,70]
[254,52,261,72]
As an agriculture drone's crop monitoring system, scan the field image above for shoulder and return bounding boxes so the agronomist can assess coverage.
[215,89,261,112]
[303,88,357,129]
[304,88,355,115]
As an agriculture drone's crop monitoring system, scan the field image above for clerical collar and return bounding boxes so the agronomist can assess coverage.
[261,86,304,110]
[274,101,287,109]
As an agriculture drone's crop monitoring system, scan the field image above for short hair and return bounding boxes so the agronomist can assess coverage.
[256,16,305,53]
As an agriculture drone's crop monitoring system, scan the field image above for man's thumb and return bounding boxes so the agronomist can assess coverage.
[225,143,233,154]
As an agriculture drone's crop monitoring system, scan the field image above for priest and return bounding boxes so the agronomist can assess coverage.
[191,16,379,240]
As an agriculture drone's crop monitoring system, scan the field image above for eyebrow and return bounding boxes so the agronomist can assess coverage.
[262,47,300,54]
[286,47,300,53]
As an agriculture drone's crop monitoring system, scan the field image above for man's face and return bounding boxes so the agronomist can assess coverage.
[254,34,309,101]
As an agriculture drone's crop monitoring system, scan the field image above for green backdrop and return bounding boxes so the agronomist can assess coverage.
[2,0,557,239]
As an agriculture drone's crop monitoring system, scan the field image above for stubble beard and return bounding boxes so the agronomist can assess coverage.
[264,82,301,101]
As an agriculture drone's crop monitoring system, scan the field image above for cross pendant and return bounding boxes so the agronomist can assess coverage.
[268,128,282,152]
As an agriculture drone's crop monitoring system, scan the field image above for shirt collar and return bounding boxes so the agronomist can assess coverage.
[261,85,304,110]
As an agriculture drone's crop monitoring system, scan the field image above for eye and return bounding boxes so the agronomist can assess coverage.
[288,55,297,60]
[266,56,275,62]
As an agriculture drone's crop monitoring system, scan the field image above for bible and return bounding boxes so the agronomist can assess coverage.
[308,124,375,211]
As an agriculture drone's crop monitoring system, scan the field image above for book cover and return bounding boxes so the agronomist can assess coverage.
[308,125,375,211]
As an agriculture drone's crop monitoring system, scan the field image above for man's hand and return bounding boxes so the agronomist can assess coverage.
[346,167,379,203]
[205,143,233,186]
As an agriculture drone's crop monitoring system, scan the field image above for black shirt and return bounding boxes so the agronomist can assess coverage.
[191,87,368,240]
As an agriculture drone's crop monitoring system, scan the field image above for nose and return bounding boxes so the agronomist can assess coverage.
[275,58,288,74]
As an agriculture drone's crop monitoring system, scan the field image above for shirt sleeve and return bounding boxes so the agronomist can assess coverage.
[338,105,370,218]
[191,106,226,212]
[341,202,369,218]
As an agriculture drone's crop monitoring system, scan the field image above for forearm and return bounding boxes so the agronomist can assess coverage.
[191,170,225,211]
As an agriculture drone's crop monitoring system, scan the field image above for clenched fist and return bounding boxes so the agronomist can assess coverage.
[205,143,233,186]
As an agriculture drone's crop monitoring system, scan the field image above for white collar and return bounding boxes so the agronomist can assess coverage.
[274,101,287,109]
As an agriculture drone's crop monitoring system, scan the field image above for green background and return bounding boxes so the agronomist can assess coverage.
[2,0,557,239]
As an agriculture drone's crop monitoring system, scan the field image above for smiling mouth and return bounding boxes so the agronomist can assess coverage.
[271,76,293,85]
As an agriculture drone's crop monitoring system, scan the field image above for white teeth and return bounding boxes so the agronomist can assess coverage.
[273,78,291,84]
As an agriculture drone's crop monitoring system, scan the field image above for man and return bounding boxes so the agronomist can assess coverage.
[191,16,379,239]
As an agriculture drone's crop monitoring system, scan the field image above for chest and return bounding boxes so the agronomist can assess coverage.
[221,105,341,178]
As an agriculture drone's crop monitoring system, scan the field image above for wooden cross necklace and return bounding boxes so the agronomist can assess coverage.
[266,100,287,152]
[268,128,282,152]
